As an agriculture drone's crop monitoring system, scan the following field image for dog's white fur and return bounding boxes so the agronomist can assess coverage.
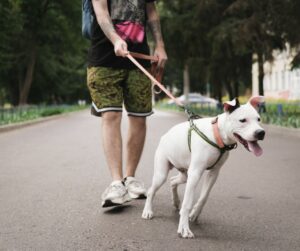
[142,96,265,238]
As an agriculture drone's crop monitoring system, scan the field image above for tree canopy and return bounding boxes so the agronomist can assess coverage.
[0,0,88,106]
[0,0,299,106]
[159,0,300,101]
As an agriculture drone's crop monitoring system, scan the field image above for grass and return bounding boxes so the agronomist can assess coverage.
[0,105,88,126]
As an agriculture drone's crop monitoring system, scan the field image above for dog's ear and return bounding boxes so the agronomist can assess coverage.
[223,98,240,113]
[248,96,265,110]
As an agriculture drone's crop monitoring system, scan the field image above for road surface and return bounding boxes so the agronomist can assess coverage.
[0,110,299,250]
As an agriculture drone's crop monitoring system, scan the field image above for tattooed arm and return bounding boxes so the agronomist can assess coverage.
[92,0,128,57]
[146,2,168,68]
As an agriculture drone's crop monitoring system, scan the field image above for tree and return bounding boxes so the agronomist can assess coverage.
[159,0,300,101]
[0,0,88,106]
[158,0,209,101]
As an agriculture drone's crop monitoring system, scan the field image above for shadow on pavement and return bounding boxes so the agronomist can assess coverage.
[103,205,133,214]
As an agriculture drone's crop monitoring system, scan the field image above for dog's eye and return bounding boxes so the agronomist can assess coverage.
[239,119,247,123]
[258,117,261,122]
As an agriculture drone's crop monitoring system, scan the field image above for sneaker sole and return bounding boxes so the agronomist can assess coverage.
[102,200,127,208]
[102,194,132,208]
[128,191,147,200]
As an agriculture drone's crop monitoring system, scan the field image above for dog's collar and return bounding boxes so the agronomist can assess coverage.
[211,117,237,152]
[211,117,224,148]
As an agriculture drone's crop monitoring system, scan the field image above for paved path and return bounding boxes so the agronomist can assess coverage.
[0,110,299,251]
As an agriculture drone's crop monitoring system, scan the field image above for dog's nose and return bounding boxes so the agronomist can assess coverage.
[255,129,265,140]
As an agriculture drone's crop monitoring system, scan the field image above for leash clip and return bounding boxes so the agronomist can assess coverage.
[184,106,202,121]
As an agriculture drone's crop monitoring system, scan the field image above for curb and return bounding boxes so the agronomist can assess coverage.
[0,112,73,134]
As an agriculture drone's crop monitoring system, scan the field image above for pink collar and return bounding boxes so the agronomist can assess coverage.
[211,117,225,149]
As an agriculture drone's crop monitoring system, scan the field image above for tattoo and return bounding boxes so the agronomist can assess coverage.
[148,20,163,43]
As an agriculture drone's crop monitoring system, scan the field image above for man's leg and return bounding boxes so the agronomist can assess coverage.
[125,116,147,177]
[123,69,152,198]
[100,111,132,207]
[123,116,148,199]
[101,111,123,181]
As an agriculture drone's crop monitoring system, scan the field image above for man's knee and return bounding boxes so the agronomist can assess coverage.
[129,116,146,129]
[128,116,146,125]
[102,111,122,124]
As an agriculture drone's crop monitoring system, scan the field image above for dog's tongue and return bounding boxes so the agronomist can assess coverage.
[248,141,263,156]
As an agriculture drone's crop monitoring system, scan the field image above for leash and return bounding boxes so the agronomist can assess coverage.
[127,52,237,170]
[127,52,184,108]
[127,52,200,119]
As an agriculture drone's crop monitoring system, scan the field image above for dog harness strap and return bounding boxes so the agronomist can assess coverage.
[188,127,192,152]
[188,123,224,169]
[188,117,237,170]
[188,119,219,151]
[206,152,224,170]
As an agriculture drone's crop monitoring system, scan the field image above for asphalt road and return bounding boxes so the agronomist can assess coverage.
[0,109,300,251]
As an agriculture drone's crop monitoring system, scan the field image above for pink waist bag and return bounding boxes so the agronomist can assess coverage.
[115,21,145,43]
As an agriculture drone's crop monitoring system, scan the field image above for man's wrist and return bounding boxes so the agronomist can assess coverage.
[111,34,123,45]
[155,42,165,49]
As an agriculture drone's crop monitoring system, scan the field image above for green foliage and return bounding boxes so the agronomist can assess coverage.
[159,0,300,100]
[40,108,63,117]
[0,0,89,105]
[1,0,300,106]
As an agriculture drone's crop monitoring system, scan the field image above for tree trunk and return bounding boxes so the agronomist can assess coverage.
[183,62,190,104]
[217,89,222,103]
[225,82,234,100]
[19,47,37,105]
[234,81,239,98]
[257,50,266,112]
[257,50,264,96]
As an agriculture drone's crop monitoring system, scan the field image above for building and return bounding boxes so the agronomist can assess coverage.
[252,45,300,100]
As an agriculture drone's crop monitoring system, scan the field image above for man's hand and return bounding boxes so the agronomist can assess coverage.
[114,38,129,57]
[154,45,168,69]
[147,3,167,69]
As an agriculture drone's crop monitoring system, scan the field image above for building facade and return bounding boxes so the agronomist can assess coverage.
[252,46,300,100]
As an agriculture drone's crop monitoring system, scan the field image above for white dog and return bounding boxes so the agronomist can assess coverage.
[142,96,265,238]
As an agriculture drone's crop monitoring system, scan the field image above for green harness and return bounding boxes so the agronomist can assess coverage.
[188,117,237,170]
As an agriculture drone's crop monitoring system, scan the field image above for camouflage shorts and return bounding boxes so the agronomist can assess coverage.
[87,67,153,117]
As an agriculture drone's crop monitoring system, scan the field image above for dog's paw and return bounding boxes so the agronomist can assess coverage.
[142,209,153,220]
[177,226,195,239]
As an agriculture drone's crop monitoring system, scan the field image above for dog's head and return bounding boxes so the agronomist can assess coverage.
[223,96,265,156]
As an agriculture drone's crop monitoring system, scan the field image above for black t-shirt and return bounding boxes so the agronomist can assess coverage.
[87,0,155,69]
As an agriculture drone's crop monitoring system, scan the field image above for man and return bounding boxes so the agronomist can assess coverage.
[87,0,167,207]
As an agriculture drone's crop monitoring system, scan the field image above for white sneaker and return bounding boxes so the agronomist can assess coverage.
[101,180,131,207]
[124,177,147,199]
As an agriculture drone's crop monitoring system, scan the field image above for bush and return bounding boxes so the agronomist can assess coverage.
[40,109,63,117]
[0,105,87,126]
